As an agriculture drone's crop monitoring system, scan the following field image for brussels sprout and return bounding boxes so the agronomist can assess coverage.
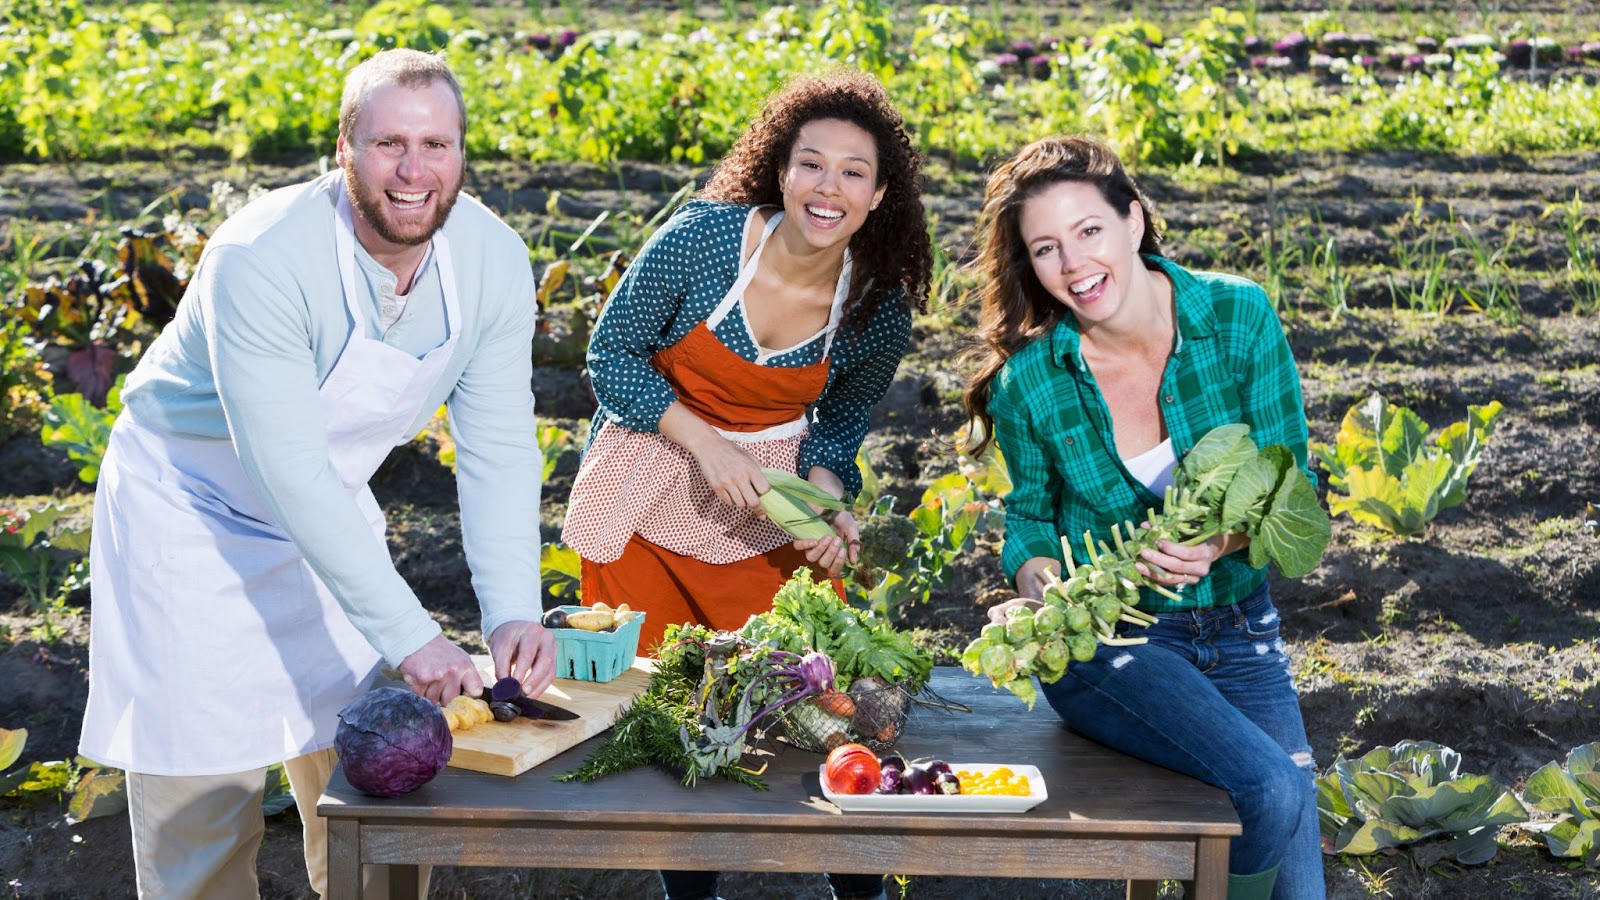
[1004,609,1035,643]
[1032,604,1065,634]
[1067,633,1097,663]
[1038,640,1070,671]
[979,644,1016,680]
[1090,595,1122,628]
[1065,606,1093,634]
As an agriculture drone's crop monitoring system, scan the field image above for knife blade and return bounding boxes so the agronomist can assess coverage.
[510,694,582,722]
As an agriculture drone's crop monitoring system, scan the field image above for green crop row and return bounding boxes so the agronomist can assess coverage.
[3,0,1599,167]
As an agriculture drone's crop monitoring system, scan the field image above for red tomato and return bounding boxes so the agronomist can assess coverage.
[824,742,881,795]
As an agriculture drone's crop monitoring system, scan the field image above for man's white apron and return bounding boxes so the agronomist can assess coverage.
[81,177,461,775]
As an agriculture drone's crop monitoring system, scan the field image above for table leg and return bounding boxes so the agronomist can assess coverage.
[382,863,422,900]
[1125,881,1160,900]
[326,819,361,900]
[1191,835,1231,900]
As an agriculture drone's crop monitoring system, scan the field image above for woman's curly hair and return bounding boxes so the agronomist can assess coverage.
[700,69,933,331]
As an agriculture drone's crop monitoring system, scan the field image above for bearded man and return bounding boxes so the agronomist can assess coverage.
[79,49,554,899]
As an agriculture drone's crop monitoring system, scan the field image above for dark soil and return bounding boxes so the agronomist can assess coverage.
[1,148,1597,899]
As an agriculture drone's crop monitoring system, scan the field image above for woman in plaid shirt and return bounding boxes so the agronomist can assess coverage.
[963,136,1324,900]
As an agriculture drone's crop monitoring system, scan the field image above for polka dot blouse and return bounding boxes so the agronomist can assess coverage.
[585,200,911,497]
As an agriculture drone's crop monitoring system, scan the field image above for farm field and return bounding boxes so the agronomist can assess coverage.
[2,2,1600,899]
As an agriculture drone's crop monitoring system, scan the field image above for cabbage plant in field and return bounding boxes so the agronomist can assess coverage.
[1521,742,1600,865]
[1316,740,1527,865]
[1314,392,1503,536]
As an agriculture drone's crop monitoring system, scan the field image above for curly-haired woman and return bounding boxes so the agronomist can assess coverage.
[964,135,1324,900]
[561,69,930,900]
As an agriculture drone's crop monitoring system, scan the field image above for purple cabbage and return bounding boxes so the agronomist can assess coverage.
[335,688,452,798]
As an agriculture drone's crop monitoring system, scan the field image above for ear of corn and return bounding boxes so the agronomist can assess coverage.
[759,467,844,540]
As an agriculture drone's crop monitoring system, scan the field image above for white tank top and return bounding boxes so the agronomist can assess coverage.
[1124,437,1178,496]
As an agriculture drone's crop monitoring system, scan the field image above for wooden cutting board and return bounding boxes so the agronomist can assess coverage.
[446,657,654,777]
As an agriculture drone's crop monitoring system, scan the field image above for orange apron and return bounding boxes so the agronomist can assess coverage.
[565,211,848,652]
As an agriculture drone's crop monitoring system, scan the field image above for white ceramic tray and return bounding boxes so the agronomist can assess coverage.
[820,762,1048,813]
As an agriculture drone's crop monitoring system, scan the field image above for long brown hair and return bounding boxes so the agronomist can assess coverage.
[700,69,933,330]
[962,135,1165,455]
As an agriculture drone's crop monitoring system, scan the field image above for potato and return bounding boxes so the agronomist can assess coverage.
[566,609,615,631]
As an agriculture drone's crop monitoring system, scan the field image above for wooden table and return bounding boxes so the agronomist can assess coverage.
[319,667,1241,899]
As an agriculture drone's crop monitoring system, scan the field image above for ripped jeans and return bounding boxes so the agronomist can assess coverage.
[1038,583,1325,900]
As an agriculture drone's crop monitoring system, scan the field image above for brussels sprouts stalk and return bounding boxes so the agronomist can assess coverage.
[962,424,1333,708]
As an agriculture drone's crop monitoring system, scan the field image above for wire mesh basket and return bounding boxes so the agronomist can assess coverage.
[779,676,919,753]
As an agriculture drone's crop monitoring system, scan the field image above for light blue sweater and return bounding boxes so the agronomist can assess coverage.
[122,171,541,665]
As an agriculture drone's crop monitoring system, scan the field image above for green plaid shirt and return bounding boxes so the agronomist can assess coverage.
[992,256,1314,612]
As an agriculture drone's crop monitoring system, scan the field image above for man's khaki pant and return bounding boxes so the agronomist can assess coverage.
[127,748,432,899]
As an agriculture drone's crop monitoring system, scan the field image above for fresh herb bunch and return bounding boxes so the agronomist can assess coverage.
[740,568,933,691]
[558,623,837,789]
[962,424,1332,707]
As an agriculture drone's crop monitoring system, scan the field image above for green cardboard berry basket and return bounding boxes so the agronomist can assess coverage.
[551,606,645,683]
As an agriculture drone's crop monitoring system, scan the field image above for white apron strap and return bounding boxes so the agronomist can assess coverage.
[706,208,784,331]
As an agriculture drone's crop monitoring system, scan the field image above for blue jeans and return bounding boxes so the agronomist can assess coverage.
[1038,583,1324,900]
[660,870,884,900]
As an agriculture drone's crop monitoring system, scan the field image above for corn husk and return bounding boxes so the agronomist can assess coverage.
[758,468,845,540]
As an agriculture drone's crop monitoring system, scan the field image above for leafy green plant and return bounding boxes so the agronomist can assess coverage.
[1075,21,1189,166]
[40,375,124,483]
[1315,392,1504,536]
[1384,202,1454,317]
[539,422,582,484]
[1308,233,1352,317]
[1543,190,1600,315]
[0,318,54,443]
[1452,213,1522,324]
[844,459,993,623]
[0,502,91,620]
[1521,742,1600,866]
[540,541,583,601]
[1316,740,1528,864]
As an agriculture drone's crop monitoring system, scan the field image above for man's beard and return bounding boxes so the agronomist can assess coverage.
[345,166,461,248]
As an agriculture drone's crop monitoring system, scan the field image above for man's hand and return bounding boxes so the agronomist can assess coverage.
[397,633,484,705]
[489,620,557,698]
